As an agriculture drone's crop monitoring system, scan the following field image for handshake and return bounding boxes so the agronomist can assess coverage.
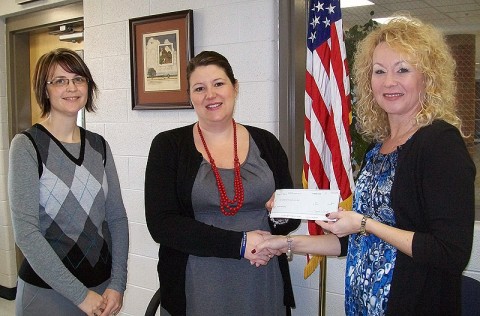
[245,193,357,267]
[243,231,289,267]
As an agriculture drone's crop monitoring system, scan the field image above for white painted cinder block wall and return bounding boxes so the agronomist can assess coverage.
[1,1,479,315]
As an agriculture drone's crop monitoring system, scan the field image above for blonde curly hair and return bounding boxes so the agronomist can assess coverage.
[352,15,461,141]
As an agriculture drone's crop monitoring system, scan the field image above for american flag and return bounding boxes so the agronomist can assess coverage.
[303,0,354,277]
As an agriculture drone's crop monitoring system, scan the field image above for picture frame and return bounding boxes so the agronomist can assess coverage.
[129,10,194,110]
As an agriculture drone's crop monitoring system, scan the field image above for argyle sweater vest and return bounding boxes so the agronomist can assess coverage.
[18,124,112,288]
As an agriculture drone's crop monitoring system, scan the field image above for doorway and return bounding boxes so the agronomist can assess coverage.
[6,2,84,139]
[5,1,84,272]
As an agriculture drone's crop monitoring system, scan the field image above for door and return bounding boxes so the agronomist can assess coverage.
[5,2,84,272]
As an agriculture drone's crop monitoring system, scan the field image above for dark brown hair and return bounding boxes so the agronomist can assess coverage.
[186,51,237,93]
[33,48,98,117]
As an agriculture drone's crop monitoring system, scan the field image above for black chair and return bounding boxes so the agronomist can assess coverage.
[145,288,161,316]
[462,275,480,316]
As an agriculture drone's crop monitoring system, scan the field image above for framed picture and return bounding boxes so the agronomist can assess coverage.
[129,10,194,110]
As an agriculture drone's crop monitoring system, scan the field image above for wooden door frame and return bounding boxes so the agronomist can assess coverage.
[278,0,307,188]
[5,2,83,271]
[6,2,83,140]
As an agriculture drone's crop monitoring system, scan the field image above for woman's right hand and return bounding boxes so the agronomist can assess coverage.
[78,290,107,316]
[244,230,275,266]
[254,235,288,255]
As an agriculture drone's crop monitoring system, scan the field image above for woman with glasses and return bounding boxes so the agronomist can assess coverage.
[8,48,128,316]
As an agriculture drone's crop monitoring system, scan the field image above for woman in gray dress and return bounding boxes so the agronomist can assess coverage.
[145,51,300,315]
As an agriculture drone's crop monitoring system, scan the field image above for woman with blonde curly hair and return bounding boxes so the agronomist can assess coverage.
[354,15,461,140]
[254,16,475,315]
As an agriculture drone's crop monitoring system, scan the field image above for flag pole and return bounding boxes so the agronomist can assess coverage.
[304,0,353,315]
[319,256,326,316]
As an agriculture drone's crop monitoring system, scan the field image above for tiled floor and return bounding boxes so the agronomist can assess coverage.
[0,297,15,316]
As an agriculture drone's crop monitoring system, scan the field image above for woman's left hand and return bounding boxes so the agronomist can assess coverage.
[265,192,275,212]
[316,207,363,237]
[99,289,123,316]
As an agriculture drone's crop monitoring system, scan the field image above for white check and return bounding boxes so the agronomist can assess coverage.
[270,189,340,221]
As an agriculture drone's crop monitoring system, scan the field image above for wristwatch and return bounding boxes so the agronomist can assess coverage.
[286,235,293,261]
[359,215,369,236]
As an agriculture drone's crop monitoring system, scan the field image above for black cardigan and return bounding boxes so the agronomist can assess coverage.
[341,120,475,315]
[145,124,300,315]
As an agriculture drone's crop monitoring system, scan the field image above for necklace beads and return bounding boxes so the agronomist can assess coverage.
[197,119,244,216]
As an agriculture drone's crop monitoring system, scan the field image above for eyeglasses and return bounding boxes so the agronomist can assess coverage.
[46,77,88,87]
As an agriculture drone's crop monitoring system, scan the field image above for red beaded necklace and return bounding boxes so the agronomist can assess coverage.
[197,119,244,216]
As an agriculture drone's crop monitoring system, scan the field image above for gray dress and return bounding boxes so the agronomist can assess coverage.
[185,136,286,316]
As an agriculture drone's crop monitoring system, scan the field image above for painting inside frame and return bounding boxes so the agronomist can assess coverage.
[130,10,193,110]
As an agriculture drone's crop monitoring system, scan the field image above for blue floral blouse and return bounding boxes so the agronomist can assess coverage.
[345,143,398,315]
